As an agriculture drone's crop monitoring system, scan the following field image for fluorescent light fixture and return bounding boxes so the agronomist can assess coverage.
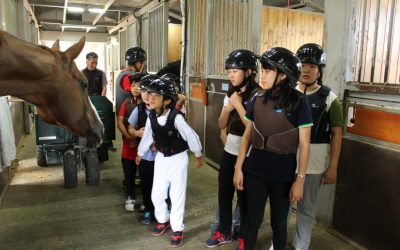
[61,24,97,29]
[67,7,85,13]
[88,8,105,14]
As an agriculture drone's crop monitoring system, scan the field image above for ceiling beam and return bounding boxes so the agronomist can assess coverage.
[23,0,39,28]
[41,20,117,28]
[29,1,133,12]
[62,0,68,32]
[92,0,116,25]
[108,14,136,34]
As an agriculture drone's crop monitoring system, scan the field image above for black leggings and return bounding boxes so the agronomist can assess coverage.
[218,151,246,237]
[139,160,155,214]
[244,173,292,250]
[121,158,137,199]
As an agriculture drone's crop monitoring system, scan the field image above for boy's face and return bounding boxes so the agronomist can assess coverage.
[148,92,171,111]
[141,90,149,104]
[131,82,141,96]
[227,69,245,86]
[299,63,320,85]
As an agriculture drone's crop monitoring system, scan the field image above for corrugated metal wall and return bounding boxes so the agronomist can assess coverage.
[147,3,168,73]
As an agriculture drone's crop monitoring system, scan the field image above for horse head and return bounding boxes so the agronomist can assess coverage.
[0,30,104,148]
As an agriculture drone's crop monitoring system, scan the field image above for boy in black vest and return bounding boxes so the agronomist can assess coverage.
[136,78,203,248]
[117,72,145,212]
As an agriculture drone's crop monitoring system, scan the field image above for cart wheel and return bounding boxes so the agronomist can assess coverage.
[85,150,100,186]
[63,150,77,188]
[37,146,48,167]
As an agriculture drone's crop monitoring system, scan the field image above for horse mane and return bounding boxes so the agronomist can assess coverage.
[157,60,181,76]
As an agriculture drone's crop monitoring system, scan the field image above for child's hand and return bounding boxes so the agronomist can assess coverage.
[225,101,235,112]
[195,157,203,168]
[135,155,142,165]
[230,92,243,109]
[234,167,244,190]
[135,127,145,138]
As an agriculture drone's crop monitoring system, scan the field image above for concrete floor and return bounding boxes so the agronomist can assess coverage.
[0,131,359,250]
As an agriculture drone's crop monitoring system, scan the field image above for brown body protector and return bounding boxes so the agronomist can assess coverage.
[251,91,299,154]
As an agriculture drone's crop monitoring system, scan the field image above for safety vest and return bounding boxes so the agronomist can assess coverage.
[227,88,259,136]
[149,109,189,157]
[115,69,134,115]
[307,85,331,144]
[251,92,299,154]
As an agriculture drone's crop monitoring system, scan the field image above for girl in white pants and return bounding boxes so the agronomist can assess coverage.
[136,78,203,248]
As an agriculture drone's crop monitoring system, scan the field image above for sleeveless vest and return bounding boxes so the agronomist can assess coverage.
[115,69,134,115]
[251,93,299,154]
[123,96,138,129]
[149,109,189,157]
[307,85,331,144]
[82,68,103,95]
[227,88,259,136]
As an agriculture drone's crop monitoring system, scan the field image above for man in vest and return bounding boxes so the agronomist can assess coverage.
[82,52,108,96]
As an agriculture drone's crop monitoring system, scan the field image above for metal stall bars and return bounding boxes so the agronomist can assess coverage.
[186,0,262,167]
[147,2,169,73]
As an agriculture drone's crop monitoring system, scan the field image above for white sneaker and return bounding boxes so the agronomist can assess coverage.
[139,204,145,212]
[269,244,274,250]
[125,197,136,212]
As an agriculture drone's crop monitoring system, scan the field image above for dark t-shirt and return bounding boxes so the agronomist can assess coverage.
[244,96,313,182]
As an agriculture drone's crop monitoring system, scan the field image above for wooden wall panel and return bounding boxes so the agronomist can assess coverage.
[168,23,182,62]
[261,6,324,54]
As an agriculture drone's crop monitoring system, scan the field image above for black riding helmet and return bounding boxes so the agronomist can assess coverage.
[296,43,326,67]
[140,74,159,91]
[260,47,302,83]
[148,78,178,101]
[125,47,147,65]
[225,49,259,72]
[160,73,181,92]
[129,72,147,84]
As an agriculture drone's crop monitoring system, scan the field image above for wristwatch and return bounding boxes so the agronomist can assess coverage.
[297,174,306,180]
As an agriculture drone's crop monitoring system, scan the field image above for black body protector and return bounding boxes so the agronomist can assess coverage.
[227,88,258,136]
[307,85,331,144]
[122,96,138,129]
[82,68,103,95]
[251,91,299,154]
[149,109,189,157]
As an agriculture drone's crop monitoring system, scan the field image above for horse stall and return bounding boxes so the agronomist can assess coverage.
[0,0,38,200]
[186,0,324,167]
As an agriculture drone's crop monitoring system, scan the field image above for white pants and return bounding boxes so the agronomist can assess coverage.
[152,151,188,232]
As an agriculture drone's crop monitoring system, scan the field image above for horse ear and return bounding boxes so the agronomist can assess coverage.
[64,36,86,60]
[51,39,60,51]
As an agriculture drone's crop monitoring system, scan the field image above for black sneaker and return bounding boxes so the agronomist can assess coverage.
[140,212,154,225]
[152,221,170,236]
[170,231,183,248]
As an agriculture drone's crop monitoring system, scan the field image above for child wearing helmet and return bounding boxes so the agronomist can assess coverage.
[205,49,259,250]
[159,73,188,115]
[135,78,203,248]
[117,72,145,212]
[127,74,159,224]
[233,47,313,250]
[291,43,344,250]
[115,47,147,115]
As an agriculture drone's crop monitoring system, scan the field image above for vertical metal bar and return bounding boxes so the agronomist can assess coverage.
[370,0,381,83]
[357,0,367,83]
[384,0,396,84]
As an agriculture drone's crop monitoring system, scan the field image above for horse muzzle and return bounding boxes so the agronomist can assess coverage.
[83,122,104,148]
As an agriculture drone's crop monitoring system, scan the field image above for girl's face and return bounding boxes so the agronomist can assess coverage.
[131,82,141,97]
[148,92,171,112]
[260,68,286,89]
[227,69,246,86]
[141,90,149,104]
[299,63,320,85]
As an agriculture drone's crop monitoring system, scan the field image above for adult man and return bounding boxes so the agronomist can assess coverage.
[82,52,108,96]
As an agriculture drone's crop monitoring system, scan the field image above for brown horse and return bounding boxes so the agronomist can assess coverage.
[0,30,103,148]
